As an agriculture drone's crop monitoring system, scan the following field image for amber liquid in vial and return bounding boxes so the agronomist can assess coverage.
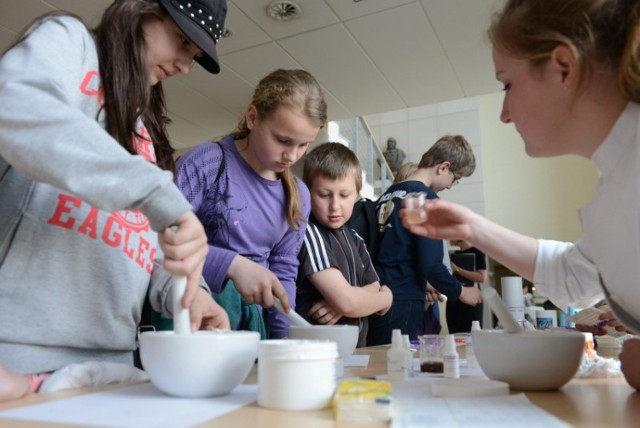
[405,192,427,224]
[405,209,427,225]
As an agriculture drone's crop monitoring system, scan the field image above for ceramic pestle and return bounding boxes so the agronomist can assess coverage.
[482,287,522,333]
[172,275,191,335]
[273,297,313,327]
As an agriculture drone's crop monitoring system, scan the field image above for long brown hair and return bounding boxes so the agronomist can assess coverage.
[232,69,328,229]
[3,1,176,171]
[93,0,175,171]
[488,0,640,102]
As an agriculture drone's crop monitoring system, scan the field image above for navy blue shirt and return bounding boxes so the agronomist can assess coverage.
[374,180,462,302]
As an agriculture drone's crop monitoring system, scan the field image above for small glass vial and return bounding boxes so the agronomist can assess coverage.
[419,334,444,373]
[404,192,427,224]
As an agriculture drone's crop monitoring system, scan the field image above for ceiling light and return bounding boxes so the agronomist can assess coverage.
[267,1,302,21]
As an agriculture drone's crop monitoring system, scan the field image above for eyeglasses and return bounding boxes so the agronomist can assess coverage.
[449,167,460,186]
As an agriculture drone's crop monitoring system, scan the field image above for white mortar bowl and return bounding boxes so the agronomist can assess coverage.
[288,325,359,358]
[472,329,585,391]
[139,330,260,398]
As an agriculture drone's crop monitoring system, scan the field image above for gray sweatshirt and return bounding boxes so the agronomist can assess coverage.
[0,16,191,373]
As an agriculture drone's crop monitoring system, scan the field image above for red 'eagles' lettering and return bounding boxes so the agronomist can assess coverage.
[48,194,155,273]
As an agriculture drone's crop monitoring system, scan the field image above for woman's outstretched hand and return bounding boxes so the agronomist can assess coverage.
[401,199,474,241]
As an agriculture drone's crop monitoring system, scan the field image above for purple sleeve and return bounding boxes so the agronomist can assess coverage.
[175,142,236,292]
[202,246,236,293]
[263,180,311,338]
[175,144,212,213]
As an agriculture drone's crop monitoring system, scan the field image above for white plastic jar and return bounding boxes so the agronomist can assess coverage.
[258,339,338,411]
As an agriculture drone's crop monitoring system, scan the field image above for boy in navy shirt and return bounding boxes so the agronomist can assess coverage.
[368,135,482,345]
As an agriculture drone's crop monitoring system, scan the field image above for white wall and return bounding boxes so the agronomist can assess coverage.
[478,92,599,242]
[366,98,486,216]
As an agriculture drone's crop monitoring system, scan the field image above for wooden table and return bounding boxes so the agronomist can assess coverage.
[0,346,636,427]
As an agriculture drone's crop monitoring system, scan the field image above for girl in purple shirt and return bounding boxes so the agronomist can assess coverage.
[176,69,327,338]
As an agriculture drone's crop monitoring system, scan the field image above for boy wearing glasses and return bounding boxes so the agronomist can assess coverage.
[367,135,482,346]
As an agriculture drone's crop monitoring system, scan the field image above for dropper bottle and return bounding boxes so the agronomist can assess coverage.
[402,334,414,378]
[387,329,408,381]
[443,334,460,379]
[466,320,481,369]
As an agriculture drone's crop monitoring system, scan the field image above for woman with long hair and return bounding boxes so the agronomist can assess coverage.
[403,0,640,390]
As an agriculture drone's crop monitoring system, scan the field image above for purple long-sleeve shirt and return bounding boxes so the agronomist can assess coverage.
[175,136,310,338]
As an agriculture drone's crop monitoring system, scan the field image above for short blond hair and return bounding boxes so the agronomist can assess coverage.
[393,162,418,183]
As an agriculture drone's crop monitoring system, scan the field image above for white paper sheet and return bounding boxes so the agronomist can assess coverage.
[0,382,257,428]
[344,354,370,367]
[390,378,570,428]
[460,360,486,377]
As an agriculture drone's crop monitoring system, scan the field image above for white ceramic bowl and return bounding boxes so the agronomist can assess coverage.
[288,325,359,358]
[139,330,260,398]
[472,329,585,391]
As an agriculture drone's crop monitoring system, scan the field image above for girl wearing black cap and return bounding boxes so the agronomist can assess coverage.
[0,0,228,400]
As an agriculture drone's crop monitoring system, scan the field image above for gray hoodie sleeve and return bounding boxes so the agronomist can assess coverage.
[0,16,189,231]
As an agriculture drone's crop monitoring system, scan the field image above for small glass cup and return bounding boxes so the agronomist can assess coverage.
[404,192,427,225]
[419,334,444,373]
